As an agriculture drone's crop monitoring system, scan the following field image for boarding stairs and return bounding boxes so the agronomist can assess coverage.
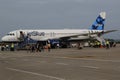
[95,36,105,45]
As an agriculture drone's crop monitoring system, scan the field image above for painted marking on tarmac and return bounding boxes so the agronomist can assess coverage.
[7,67,65,80]
[82,66,99,69]
[54,56,120,63]
[78,58,120,63]
[56,63,69,66]
[29,55,120,63]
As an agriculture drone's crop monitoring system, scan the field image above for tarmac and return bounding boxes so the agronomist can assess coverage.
[0,44,120,80]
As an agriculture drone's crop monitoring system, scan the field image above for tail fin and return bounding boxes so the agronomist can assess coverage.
[90,12,106,30]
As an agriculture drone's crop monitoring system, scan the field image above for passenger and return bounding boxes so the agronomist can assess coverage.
[38,44,41,52]
[102,41,106,48]
[37,43,42,52]
[36,43,39,52]
[26,44,30,53]
[47,43,51,52]
[6,45,9,51]
[113,42,116,47]
[40,43,44,52]
[93,42,95,48]
[77,42,83,49]
[31,45,35,52]
[1,45,5,51]
[77,43,80,49]
[0,45,1,51]
[56,43,60,48]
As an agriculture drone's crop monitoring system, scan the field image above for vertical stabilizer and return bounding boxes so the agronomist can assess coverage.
[90,12,106,30]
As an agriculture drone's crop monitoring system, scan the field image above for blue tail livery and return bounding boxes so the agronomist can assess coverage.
[90,12,106,30]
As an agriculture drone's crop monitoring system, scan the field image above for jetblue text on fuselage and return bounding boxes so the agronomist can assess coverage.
[27,31,45,36]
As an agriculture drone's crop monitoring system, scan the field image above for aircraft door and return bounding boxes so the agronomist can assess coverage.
[16,31,25,41]
[16,31,20,39]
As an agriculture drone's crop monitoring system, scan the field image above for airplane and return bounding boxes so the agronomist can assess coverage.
[1,12,117,47]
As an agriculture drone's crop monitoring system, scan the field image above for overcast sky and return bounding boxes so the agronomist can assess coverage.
[0,0,120,40]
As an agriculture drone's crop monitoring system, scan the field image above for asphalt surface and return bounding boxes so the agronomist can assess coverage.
[0,45,120,80]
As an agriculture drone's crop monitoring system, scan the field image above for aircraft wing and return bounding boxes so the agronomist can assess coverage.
[59,30,118,39]
[103,30,118,34]
[44,32,102,40]
[59,33,93,39]
[34,33,91,41]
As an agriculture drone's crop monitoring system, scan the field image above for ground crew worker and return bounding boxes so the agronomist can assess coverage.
[97,41,101,48]
[96,41,99,48]
[90,42,93,47]
[95,41,97,48]
[11,43,15,51]
[106,40,110,49]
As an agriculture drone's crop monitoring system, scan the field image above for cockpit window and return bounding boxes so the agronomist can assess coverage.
[7,33,15,36]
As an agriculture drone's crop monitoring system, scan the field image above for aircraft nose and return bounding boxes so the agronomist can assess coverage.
[1,36,7,41]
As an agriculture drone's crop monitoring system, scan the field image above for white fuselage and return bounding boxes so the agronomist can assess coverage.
[1,29,103,42]
[1,12,107,42]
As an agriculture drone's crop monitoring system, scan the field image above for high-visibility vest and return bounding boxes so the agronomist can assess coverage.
[11,44,14,48]
[106,41,109,45]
